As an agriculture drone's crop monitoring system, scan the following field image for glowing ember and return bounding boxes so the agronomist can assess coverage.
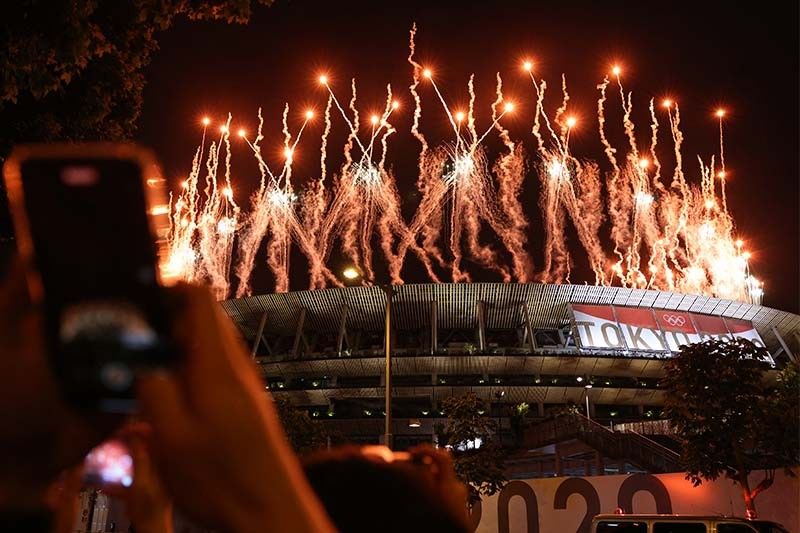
[342,267,360,280]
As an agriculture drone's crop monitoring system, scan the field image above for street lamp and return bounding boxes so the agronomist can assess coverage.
[383,285,394,449]
[339,265,392,447]
[342,266,360,281]
[494,390,506,444]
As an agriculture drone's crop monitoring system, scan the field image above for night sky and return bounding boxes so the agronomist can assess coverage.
[137,0,799,313]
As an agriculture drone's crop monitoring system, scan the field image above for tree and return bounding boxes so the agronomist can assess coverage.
[662,338,796,518]
[759,361,800,468]
[509,401,530,446]
[437,393,507,506]
[273,397,330,455]
[0,0,273,245]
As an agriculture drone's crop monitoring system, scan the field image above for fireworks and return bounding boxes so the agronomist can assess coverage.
[165,26,763,306]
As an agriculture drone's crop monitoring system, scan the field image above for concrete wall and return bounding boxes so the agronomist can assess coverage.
[472,471,799,533]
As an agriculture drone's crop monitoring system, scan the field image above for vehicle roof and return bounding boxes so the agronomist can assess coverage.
[593,514,778,523]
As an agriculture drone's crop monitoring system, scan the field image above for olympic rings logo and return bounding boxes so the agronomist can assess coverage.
[662,314,686,327]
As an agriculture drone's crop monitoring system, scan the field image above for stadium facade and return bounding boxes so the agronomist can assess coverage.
[222,283,800,476]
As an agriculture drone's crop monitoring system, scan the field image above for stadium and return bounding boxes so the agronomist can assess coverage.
[222,282,800,477]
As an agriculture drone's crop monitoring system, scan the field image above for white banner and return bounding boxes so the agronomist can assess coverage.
[570,304,766,353]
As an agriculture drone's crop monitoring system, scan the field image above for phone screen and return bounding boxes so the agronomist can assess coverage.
[19,157,173,412]
[83,439,134,488]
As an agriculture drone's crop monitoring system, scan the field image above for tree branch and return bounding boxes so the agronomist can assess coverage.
[750,470,775,499]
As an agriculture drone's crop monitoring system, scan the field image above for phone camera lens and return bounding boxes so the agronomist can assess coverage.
[100,362,133,391]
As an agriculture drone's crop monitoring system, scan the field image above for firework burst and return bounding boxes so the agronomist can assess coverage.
[165,26,763,306]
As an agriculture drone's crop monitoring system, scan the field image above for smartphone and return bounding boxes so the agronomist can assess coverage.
[3,143,175,412]
[83,439,134,488]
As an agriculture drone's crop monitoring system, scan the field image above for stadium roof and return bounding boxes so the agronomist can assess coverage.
[221,283,800,357]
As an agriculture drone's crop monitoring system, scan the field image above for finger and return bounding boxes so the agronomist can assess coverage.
[99,483,130,500]
[137,371,190,446]
[116,421,153,441]
[128,429,169,502]
[169,285,229,371]
[126,431,146,465]
[126,431,156,489]
[126,430,157,481]
[170,284,249,384]
[42,465,85,510]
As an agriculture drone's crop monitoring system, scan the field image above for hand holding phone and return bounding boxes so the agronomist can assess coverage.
[85,424,175,532]
[0,260,118,511]
[3,144,176,412]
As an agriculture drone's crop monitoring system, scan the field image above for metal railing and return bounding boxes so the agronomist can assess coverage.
[253,345,674,363]
[614,419,675,435]
[524,411,681,473]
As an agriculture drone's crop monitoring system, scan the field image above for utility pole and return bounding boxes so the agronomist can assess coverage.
[585,390,591,420]
[383,285,393,449]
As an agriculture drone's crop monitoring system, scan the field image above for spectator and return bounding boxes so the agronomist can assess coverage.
[0,259,335,532]
[303,444,471,533]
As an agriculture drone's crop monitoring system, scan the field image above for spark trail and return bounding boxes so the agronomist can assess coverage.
[165,30,763,307]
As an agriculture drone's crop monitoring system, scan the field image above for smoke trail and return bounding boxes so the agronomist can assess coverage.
[563,159,607,284]
[649,98,665,193]
[343,79,360,169]
[555,74,570,143]
[717,116,728,213]
[407,23,429,155]
[467,74,477,142]
[667,103,690,266]
[252,109,270,193]
[281,104,293,185]
[320,96,332,182]
[596,78,627,279]
[530,77,547,154]
[618,82,638,159]
[194,115,239,299]
[718,116,726,172]
[491,73,533,281]
[596,78,619,171]
[302,95,334,288]
[537,156,571,283]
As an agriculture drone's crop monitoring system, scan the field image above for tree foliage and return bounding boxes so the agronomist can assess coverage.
[0,0,273,154]
[437,393,506,506]
[274,397,330,456]
[509,401,530,445]
[662,339,797,516]
[0,0,273,244]
[760,361,800,467]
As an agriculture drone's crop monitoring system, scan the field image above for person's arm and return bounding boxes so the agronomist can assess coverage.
[137,285,335,533]
[0,260,333,532]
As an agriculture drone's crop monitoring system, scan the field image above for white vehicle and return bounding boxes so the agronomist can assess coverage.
[592,514,791,533]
